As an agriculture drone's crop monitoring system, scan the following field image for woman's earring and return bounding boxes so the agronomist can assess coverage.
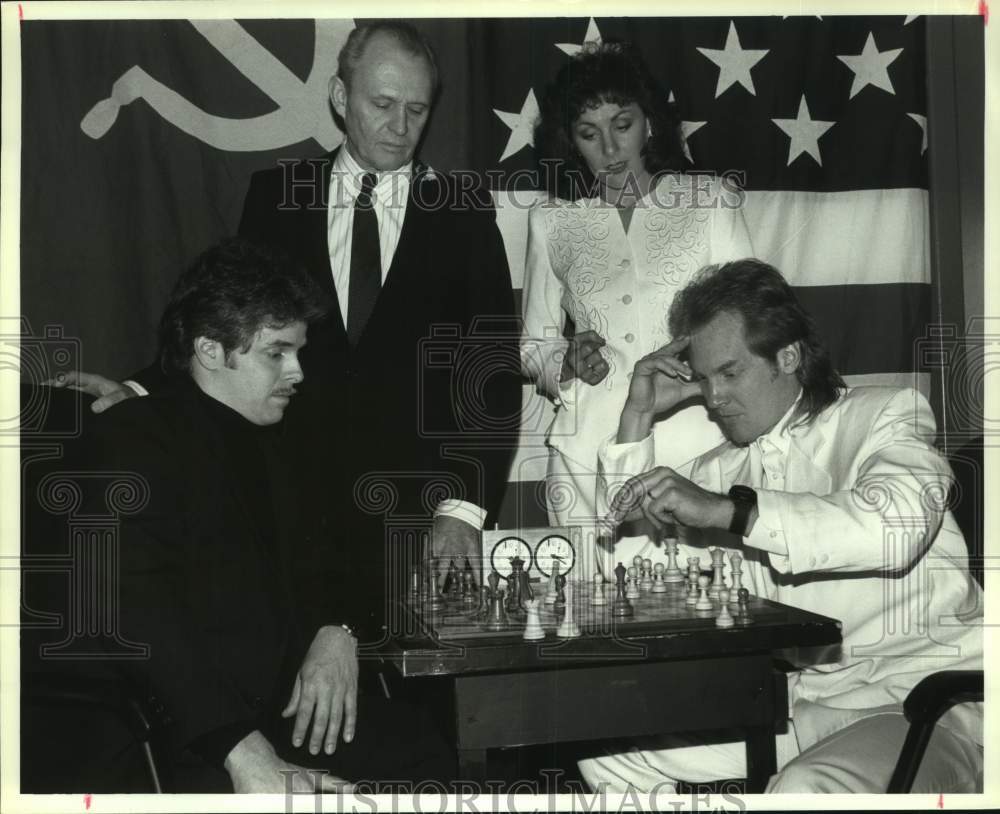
[646,121,653,139]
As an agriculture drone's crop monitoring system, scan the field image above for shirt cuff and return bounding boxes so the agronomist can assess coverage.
[744,489,790,565]
[123,379,148,397]
[435,499,487,529]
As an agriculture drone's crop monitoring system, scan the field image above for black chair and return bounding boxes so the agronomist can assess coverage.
[885,438,985,793]
[20,384,170,792]
[23,672,169,792]
[887,670,984,793]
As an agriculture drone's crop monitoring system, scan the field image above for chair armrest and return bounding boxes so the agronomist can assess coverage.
[903,670,984,724]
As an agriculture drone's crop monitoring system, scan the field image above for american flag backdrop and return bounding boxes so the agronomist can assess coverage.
[18,15,937,526]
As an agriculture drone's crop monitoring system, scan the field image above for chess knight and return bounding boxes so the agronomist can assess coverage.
[585,259,983,794]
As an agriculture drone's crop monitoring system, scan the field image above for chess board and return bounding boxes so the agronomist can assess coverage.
[403,578,765,643]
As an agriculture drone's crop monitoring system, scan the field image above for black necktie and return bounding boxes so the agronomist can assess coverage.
[346,172,380,346]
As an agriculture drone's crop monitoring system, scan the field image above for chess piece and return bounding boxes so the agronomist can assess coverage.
[729,552,744,602]
[591,572,608,607]
[626,566,641,600]
[463,572,479,606]
[708,548,727,600]
[463,555,478,593]
[427,569,446,611]
[715,588,735,627]
[444,559,461,598]
[506,555,531,612]
[695,574,713,611]
[736,587,754,625]
[557,582,582,638]
[553,573,567,607]
[487,568,501,596]
[476,585,491,620]
[485,588,510,631]
[545,560,562,605]
[612,562,635,618]
[685,572,700,606]
[522,598,545,640]
[663,537,685,584]
[651,562,668,593]
[641,558,653,591]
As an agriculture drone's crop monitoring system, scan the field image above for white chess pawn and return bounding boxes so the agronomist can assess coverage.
[557,582,582,639]
[685,574,700,606]
[626,566,641,600]
[695,574,713,611]
[663,538,685,583]
[590,572,608,606]
[651,562,668,593]
[715,588,735,628]
[523,598,546,641]
[641,558,653,590]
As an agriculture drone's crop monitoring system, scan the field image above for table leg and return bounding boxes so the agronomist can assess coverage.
[744,725,778,793]
[457,748,489,783]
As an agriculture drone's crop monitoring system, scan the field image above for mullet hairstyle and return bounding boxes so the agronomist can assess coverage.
[668,259,845,427]
[158,237,327,376]
[337,20,440,96]
[534,40,685,201]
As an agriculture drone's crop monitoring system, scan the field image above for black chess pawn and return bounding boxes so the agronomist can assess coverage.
[736,587,754,625]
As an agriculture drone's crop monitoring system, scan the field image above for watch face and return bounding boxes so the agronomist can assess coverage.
[489,536,533,577]
[534,534,576,577]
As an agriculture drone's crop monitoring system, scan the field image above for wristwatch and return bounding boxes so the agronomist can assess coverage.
[727,485,758,537]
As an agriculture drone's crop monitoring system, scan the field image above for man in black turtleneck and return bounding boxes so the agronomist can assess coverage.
[96,238,451,792]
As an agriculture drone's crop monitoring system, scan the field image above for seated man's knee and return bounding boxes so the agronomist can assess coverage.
[768,755,866,794]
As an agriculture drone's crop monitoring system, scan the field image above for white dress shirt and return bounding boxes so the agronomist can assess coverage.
[327,147,411,328]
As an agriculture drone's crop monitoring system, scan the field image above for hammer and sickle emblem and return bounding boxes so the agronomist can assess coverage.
[80,19,353,151]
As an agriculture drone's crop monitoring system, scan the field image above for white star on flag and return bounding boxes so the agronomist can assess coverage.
[907,113,928,154]
[669,91,706,163]
[494,88,540,162]
[697,21,769,98]
[837,32,903,99]
[772,95,835,166]
[556,18,603,56]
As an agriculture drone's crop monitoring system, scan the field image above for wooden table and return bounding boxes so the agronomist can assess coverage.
[379,591,842,792]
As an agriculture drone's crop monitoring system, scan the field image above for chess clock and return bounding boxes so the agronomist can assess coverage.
[489,536,533,577]
[534,534,576,577]
[480,526,582,582]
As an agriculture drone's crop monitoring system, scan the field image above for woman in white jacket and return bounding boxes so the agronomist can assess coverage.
[521,41,753,574]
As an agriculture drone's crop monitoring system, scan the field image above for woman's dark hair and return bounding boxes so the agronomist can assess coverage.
[534,41,685,200]
[668,259,845,426]
[158,237,326,376]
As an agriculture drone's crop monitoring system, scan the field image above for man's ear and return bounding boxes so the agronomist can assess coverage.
[329,75,348,118]
[776,341,801,375]
[192,336,225,371]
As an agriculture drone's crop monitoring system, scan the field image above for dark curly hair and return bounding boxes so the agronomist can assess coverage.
[158,237,327,376]
[534,41,685,200]
[668,259,845,427]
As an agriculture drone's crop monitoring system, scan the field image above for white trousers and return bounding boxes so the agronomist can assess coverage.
[578,714,983,794]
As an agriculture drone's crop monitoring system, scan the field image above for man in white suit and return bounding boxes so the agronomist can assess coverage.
[581,259,983,793]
